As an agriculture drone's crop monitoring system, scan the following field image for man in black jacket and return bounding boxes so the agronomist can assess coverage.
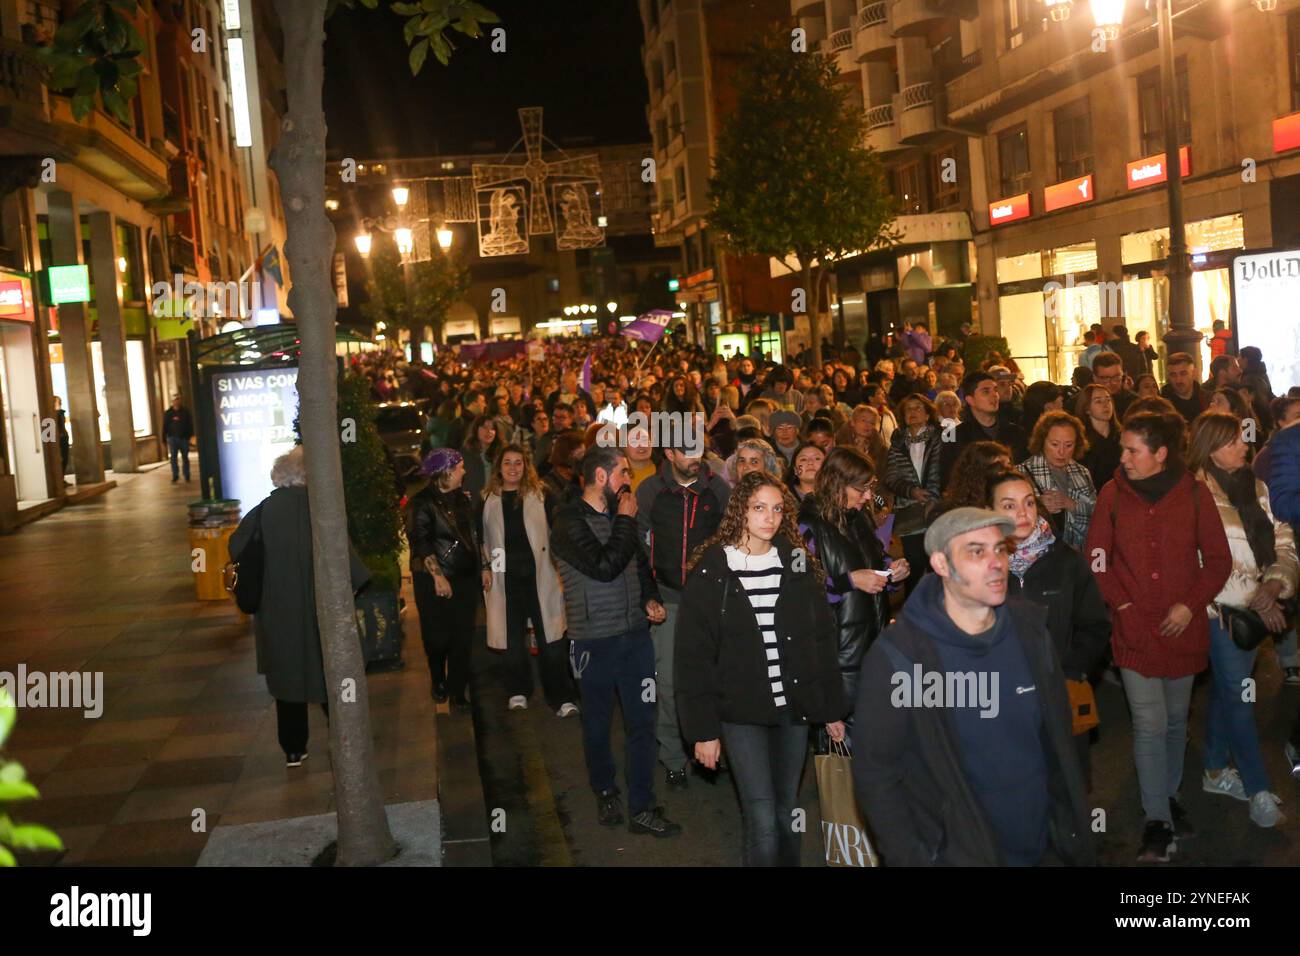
[851,507,1095,866]
[636,444,730,789]
[162,395,194,483]
[938,372,1028,487]
[551,446,680,838]
[1108,325,1147,382]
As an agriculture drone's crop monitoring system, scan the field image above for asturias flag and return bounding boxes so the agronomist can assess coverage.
[620,309,674,343]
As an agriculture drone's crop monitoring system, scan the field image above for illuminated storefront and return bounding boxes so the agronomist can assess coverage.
[0,272,50,514]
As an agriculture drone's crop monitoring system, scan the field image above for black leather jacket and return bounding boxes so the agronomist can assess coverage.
[408,484,481,578]
[797,496,889,714]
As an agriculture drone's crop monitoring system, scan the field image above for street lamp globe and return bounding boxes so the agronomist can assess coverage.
[392,186,410,208]
[606,301,618,313]
[1091,0,1124,39]
[354,232,373,257]
[395,228,414,256]
[436,226,454,250]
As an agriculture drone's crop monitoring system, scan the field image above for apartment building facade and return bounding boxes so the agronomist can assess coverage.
[797,0,1300,382]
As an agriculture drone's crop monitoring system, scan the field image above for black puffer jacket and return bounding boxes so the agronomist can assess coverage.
[408,484,481,579]
[674,538,845,742]
[797,496,889,714]
[1007,537,1111,683]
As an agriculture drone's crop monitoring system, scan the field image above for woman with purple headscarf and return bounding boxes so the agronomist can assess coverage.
[408,447,491,708]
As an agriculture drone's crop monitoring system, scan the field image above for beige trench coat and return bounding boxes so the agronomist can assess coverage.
[1197,469,1299,613]
[481,490,566,650]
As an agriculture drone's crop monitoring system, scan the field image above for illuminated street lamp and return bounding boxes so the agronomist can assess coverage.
[392,186,410,208]
[354,232,372,257]
[394,228,414,256]
[1090,0,1123,40]
[606,301,618,314]
[436,225,454,250]
[1044,0,1073,22]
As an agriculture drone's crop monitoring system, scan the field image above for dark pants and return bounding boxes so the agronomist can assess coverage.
[167,434,190,480]
[503,580,574,709]
[721,712,809,866]
[413,570,478,698]
[901,531,928,598]
[275,699,328,756]
[572,628,656,814]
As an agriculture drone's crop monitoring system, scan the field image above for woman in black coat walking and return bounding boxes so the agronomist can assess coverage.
[675,471,845,866]
[229,446,371,766]
[408,447,491,708]
[798,447,910,739]
[987,469,1111,782]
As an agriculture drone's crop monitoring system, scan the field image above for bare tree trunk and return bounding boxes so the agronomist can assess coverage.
[271,0,396,867]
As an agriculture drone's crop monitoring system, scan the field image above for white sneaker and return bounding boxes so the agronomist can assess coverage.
[1203,767,1249,802]
[507,695,528,711]
[556,702,579,718]
[1249,791,1285,828]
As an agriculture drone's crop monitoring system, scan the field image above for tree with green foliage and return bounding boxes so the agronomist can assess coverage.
[709,30,900,371]
[39,0,498,866]
[0,690,63,866]
[358,234,469,346]
[34,0,144,123]
[337,372,404,591]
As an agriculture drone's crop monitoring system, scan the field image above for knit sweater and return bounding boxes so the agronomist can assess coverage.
[1083,469,1232,678]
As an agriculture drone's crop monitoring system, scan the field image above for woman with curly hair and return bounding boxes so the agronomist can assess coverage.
[798,447,910,741]
[1018,410,1097,550]
[938,440,1013,510]
[674,471,845,866]
[662,374,704,415]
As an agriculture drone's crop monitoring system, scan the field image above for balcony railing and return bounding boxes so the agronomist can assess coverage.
[859,1,888,29]
[0,37,47,111]
[900,81,934,111]
[827,27,853,52]
[866,103,895,130]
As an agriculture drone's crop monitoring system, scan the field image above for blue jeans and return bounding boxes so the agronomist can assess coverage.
[571,629,657,814]
[721,712,809,866]
[167,435,190,480]
[1120,668,1194,824]
[1204,617,1271,796]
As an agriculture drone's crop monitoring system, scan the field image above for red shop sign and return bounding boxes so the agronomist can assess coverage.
[1274,112,1300,155]
[1126,146,1191,189]
[988,193,1031,226]
[0,277,33,321]
[1044,174,1094,212]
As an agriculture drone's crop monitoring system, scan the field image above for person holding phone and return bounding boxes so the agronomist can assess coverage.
[675,471,844,866]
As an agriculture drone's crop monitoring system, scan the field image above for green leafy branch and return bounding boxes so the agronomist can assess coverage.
[0,689,63,866]
[33,0,144,124]
[331,0,499,73]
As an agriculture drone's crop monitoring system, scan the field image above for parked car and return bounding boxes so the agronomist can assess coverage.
[374,400,429,481]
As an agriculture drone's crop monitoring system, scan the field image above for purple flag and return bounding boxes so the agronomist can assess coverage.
[620,309,675,344]
[580,353,592,394]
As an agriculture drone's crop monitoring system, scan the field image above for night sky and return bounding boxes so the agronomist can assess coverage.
[321,0,650,159]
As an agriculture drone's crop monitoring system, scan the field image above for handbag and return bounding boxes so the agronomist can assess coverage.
[814,738,879,867]
[1219,597,1297,652]
[223,505,264,614]
[1066,679,1099,735]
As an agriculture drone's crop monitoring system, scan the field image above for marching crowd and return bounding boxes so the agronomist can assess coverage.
[244,320,1300,866]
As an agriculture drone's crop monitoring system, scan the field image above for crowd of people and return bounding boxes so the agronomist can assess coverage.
[242,319,1300,866]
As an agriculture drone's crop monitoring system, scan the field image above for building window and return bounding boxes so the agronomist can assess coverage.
[1137,60,1191,155]
[1054,98,1092,180]
[895,162,926,215]
[670,102,682,140]
[674,166,687,205]
[665,40,677,75]
[655,118,668,151]
[931,146,960,209]
[547,277,560,293]
[1005,0,1044,51]
[650,58,663,94]
[1289,10,1300,112]
[646,0,659,31]
[997,123,1030,197]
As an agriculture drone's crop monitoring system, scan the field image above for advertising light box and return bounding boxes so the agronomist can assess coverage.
[211,366,300,510]
[48,265,90,305]
[1232,250,1300,392]
[1044,174,1093,213]
[988,193,1031,226]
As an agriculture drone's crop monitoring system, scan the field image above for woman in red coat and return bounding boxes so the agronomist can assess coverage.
[1084,411,1232,864]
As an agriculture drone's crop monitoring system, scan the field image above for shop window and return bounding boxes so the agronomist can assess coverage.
[1137,60,1190,156]
[930,147,961,210]
[1289,10,1300,112]
[1043,241,1097,276]
[1120,213,1244,265]
[1004,0,1044,51]
[116,221,143,303]
[997,124,1030,198]
[1053,98,1092,181]
[895,162,926,215]
[996,252,1042,283]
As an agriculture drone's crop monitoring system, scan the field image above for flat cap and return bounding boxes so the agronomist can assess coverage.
[924,506,1016,557]
[769,410,802,431]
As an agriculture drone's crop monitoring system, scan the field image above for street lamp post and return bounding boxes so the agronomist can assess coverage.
[1154,0,1199,363]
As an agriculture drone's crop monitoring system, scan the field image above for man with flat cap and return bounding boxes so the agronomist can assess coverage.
[850,507,1095,866]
